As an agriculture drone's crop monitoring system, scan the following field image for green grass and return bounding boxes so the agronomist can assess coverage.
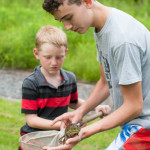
[0,98,121,150]
[0,99,25,150]
[0,0,150,82]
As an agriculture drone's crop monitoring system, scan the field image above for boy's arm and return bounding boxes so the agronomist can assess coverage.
[65,81,143,146]
[69,64,110,111]
[25,114,61,130]
[69,99,111,116]
[77,64,110,116]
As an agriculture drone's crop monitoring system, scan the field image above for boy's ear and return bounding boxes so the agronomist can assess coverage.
[33,48,40,60]
[65,48,68,57]
[82,0,92,8]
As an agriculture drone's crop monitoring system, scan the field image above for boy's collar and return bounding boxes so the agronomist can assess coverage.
[34,65,69,87]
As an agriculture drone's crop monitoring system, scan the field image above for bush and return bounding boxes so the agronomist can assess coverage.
[0,0,150,82]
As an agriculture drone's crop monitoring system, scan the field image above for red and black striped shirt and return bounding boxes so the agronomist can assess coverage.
[21,66,78,134]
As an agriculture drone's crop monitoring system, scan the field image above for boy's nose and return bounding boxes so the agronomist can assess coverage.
[64,23,73,31]
[51,58,57,65]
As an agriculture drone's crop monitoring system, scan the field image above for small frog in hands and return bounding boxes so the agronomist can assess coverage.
[59,124,81,144]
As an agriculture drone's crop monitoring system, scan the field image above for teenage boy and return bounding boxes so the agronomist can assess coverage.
[19,25,111,150]
[42,0,150,149]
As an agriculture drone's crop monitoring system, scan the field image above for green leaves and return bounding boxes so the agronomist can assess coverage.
[0,0,150,82]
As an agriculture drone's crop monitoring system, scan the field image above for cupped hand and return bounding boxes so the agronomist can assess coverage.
[43,144,73,150]
[51,110,83,129]
[42,136,80,150]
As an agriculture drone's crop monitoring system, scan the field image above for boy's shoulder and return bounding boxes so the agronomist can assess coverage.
[23,72,36,82]
[22,66,41,87]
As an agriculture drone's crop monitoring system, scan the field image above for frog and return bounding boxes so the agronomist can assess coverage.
[59,123,81,144]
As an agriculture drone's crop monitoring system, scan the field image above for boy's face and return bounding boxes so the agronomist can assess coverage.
[53,0,93,34]
[34,43,67,75]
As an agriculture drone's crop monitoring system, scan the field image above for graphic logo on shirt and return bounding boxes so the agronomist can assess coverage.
[102,56,112,89]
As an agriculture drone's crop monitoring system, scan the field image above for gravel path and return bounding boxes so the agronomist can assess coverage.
[0,69,113,107]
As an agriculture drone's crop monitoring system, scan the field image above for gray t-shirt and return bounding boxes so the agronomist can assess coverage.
[94,8,150,128]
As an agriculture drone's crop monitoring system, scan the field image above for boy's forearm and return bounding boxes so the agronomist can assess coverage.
[77,78,110,116]
[80,82,143,139]
[82,99,142,140]
[25,114,61,130]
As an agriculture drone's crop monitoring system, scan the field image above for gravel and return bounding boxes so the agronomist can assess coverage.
[0,69,113,107]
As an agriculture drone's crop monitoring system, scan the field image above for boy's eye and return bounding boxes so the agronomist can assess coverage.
[64,15,73,21]
[56,56,63,59]
[45,56,51,59]
[65,16,72,21]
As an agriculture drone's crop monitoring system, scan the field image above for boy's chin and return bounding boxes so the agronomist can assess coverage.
[76,28,88,34]
[48,70,57,74]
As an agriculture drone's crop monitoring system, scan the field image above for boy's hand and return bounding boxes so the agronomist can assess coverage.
[43,137,79,150]
[43,144,73,150]
[51,110,83,130]
[95,105,111,117]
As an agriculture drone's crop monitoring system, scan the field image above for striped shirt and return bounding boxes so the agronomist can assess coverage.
[21,66,78,133]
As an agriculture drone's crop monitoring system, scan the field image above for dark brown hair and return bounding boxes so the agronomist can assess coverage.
[42,0,82,14]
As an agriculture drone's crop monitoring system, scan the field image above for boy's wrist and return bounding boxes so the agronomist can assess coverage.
[49,120,61,130]
[77,106,86,117]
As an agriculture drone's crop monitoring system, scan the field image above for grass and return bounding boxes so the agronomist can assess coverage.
[0,0,150,82]
[0,98,121,150]
[0,99,25,150]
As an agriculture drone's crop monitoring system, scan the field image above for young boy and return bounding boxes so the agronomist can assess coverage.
[42,0,150,150]
[19,25,111,150]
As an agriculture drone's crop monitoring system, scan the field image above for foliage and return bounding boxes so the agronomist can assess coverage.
[0,98,121,150]
[0,0,150,82]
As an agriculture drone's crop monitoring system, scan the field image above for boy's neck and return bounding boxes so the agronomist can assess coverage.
[40,67,62,88]
[92,2,112,32]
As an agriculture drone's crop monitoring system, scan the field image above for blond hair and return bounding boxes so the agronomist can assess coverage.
[35,25,67,51]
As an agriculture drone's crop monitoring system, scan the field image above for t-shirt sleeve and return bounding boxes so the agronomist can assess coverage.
[113,43,142,85]
[21,78,38,114]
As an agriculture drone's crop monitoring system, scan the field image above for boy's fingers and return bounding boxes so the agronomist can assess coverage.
[43,146,59,150]
[43,145,72,150]
[51,115,65,126]
[43,146,50,150]
[52,113,74,126]
[66,135,81,145]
